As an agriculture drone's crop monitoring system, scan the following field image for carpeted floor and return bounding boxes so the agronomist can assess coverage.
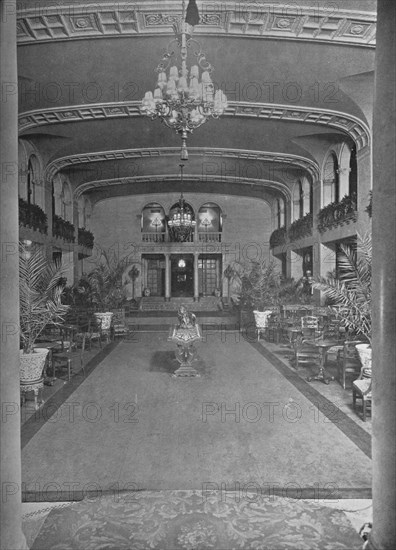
[24,490,364,550]
[21,333,371,501]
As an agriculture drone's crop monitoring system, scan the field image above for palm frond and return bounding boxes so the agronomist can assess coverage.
[19,244,69,353]
[313,233,371,344]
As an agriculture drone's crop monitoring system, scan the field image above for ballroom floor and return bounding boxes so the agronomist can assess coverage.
[21,331,372,548]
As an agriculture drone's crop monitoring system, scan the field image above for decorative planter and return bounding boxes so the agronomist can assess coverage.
[20,348,49,382]
[356,343,372,375]
[94,311,114,330]
[20,348,49,409]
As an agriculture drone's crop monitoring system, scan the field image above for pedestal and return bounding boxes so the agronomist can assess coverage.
[168,324,202,378]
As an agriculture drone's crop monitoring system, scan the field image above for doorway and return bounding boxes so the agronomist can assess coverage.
[142,255,165,297]
[171,254,194,297]
[198,254,222,296]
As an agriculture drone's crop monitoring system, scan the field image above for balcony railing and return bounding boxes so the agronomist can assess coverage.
[141,232,222,243]
[269,226,286,248]
[142,232,166,243]
[19,197,48,234]
[53,214,75,243]
[78,227,94,248]
[288,212,313,242]
[198,232,222,243]
[317,194,357,233]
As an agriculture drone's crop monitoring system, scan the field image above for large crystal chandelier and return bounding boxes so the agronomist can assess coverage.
[140,0,228,160]
[168,164,196,242]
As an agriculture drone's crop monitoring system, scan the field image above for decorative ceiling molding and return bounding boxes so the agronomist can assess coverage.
[21,101,370,151]
[17,2,376,47]
[73,174,291,202]
[45,147,319,184]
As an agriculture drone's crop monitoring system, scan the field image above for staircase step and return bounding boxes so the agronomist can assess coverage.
[139,296,224,312]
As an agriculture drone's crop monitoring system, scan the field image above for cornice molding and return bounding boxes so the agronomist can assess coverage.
[20,101,371,151]
[73,174,292,202]
[17,2,376,47]
[45,146,319,183]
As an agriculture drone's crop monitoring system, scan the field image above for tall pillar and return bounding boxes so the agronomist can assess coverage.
[165,254,171,301]
[289,249,303,280]
[0,1,29,548]
[312,243,335,305]
[193,253,199,301]
[356,146,372,234]
[369,2,396,549]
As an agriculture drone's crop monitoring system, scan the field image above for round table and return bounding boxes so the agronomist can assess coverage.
[306,339,340,384]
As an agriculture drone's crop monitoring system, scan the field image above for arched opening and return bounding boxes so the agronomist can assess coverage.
[198,202,222,242]
[323,152,340,205]
[349,145,358,197]
[292,178,310,220]
[78,196,92,229]
[141,203,166,242]
[61,180,72,222]
[27,155,43,208]
[168,200,195,243]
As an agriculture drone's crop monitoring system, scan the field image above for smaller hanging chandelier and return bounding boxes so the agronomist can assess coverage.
[168,164,196,242]
[140,0,228,160]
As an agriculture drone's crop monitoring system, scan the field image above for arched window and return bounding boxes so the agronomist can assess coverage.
[349,145,358,197]
[198,202,222,242]
[323,152,340,205]
[141,203,166,242]
[27,155,42,207]
[292,182,301,221]
[61,181,72,222]
[293,178,310,220]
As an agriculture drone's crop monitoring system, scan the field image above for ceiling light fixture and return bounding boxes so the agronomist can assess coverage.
[168,164,196,242]
[140,0,228,160]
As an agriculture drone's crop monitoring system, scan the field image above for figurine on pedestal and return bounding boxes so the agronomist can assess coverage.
[168,305,202,377]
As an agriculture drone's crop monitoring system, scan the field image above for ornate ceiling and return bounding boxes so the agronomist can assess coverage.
[16,0,377,205]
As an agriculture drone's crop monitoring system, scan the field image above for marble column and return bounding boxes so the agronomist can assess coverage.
[368,2,396,549]
[0,1,28,548]
[193,254,199,301]
[165,254,171,301]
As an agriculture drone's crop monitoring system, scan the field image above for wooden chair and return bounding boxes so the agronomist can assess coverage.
[266,314,281,343]
[52,332,86,382]
[337,340,365,389]
[293,316,322,369]
[301,315,320,333]
[352,364,372,421]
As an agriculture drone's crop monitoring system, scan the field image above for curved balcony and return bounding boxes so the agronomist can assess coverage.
[53,215,75,243]
[269,227,287,248]
[19,197,48,234]
[317,194,357,233]
[288,213,313,242]
[78,227,94,249]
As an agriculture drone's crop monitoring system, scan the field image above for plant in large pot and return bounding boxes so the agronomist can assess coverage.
[239,260,281,311]
[87,247,131,330]
[231,260,282,332]
[19,244,69,390]
[313,232,372,369]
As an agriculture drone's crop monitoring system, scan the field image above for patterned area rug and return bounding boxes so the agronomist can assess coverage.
[29,490,363,550]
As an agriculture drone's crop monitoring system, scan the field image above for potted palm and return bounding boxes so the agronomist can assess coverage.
[19,244,69,385]
[313,233,372,369]
[87,248,131,330]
